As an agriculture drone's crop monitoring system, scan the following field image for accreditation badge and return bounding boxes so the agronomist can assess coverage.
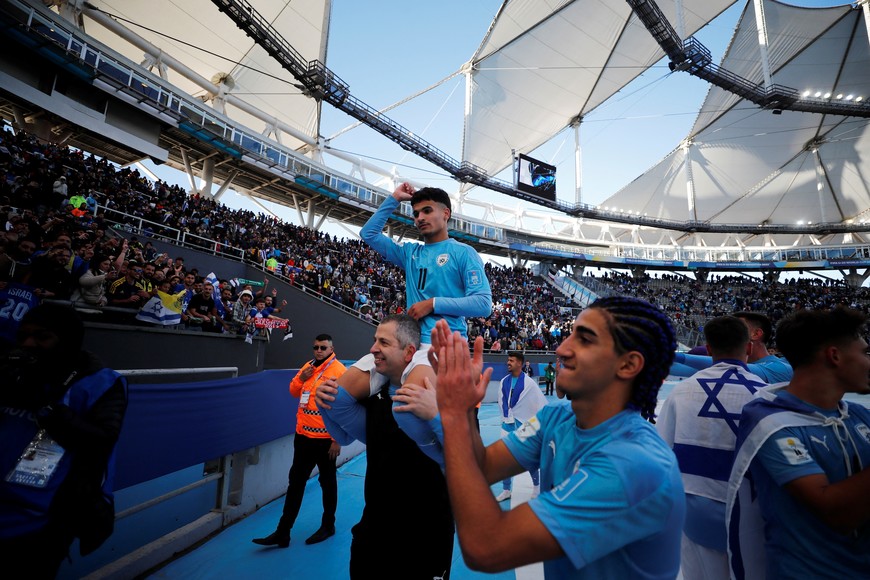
[5,429,66,488]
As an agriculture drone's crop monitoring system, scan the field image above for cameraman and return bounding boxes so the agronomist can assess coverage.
[0,304,128,577]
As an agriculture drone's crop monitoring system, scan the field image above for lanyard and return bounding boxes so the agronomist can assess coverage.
[310,356,336,386]
[299,357,335,407]
[510,374,523,407]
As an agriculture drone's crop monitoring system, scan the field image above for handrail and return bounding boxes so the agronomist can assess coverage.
[118,367,239,378]
[109,364,240,522]
[95,206,382,326]
[115,471,224,520]
[98,206,183,241]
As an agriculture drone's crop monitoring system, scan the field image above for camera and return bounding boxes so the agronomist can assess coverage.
[0,348,45,409]
[0,348,39,385]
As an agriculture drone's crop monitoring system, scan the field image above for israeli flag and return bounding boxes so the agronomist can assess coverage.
[135,289,185,326]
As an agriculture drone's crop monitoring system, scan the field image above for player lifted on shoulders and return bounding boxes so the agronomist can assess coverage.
[334,182,491,401]
[320,182,491,464]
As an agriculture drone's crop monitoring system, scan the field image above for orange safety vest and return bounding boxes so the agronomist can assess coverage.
[289,353,347,439]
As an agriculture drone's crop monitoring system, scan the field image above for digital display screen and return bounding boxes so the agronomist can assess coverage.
[516,153,556,202]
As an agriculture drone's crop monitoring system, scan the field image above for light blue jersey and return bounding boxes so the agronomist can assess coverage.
[671,352,793,383]
[361,196,491,342]
[503,404,685,579]
[749,354,793,383]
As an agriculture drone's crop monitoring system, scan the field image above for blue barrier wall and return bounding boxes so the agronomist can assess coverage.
[115,369,298,490]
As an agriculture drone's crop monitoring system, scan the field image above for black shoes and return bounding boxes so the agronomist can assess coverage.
[252,525,333,547]
[304,525,335,545]
[252,531,290,548]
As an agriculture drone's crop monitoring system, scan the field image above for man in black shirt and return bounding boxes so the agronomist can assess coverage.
[316,315,454,579]
[107,261,148,309]
[187,282,225,333]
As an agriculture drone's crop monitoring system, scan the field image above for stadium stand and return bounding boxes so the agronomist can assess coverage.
[4,127,868,355]
[0,128,577,351]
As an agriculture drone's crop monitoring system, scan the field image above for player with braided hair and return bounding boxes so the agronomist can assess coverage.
[586,295,677,422]
[430,296,684,578]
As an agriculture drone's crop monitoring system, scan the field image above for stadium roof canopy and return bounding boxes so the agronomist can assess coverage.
[71,1,870,250]
[461,0,738,179]
[597,1,870,247]
[81,0,327,154]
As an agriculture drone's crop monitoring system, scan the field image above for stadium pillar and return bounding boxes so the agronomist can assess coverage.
[212,170,239,202]
[313,207,331,232]
[180,149,198,193]
[841,268,869,290]
[862,2,870,62]
[570,115,583,205]
[305,200,316,229]
[752,0,774,88]
[202,157,215,197]
[55,0,85,28]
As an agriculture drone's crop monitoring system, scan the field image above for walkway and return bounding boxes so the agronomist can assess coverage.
[145,401,549,580]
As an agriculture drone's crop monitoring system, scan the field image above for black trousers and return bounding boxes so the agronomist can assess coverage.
[350,527,453,580]
[277,434,337,533]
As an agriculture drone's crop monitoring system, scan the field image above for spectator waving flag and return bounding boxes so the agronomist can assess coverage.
[135,288,186,326]
[205,272,225,317]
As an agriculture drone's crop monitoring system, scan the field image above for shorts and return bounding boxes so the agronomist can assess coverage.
[351,343,432,396]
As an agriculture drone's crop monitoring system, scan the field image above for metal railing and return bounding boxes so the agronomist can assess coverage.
[117,367,239,378]
[521,237,870,267]
[627,0,870,119]
[96,206,382,327]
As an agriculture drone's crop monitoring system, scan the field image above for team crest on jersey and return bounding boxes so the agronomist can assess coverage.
[856,424,870,445]
[515,416,541,442]
[775,436,813,465]
[437,254,449,267]
[466,269,481,287]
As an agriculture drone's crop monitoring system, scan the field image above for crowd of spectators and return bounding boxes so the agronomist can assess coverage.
[470,265,573,352]
[0,128,574,349]
[2,127,867,353]
[583,270,870,347]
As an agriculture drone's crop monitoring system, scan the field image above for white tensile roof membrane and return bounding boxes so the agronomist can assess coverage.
[81,0,739,180]
[462,0,738,178]
[76,0,869,247]
[82,0,328,152]
[598,1,870,245]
